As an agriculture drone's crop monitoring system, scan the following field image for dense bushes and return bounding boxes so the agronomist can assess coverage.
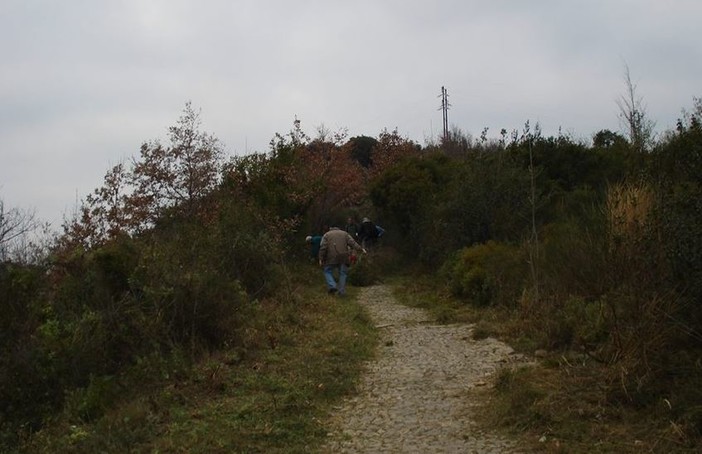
[0,263,51,444]
[0,194,285,450]
[433,153,532,255]
[0,263,45,348]
[369,152,452,259]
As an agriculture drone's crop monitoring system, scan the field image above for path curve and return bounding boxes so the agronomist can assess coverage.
[322,285,522,453]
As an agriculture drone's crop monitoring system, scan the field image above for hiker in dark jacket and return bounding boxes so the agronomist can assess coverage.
[358,217,384,248]
[345,217,360,240]
[318,226,366,296]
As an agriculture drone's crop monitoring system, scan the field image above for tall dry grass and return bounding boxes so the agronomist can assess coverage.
[600,182,682,401]
[606,180,655,248]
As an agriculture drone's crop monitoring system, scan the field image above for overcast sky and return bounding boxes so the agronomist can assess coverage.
[1,0,700,228]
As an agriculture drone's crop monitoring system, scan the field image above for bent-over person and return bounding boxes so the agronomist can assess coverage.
[318,226,366,296]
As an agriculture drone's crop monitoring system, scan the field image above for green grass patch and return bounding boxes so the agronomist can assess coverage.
[387,273,479,324]
[388,272,516,343]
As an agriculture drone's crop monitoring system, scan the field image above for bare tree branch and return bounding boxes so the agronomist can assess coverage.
[617,63,656,152]
[0,198,40,261]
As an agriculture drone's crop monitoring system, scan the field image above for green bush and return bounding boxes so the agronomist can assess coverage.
[434,154,532,252]
[135,217,256,350]
[657,182,702,324]
[0,264,55,447]
[0,207,274,449]
[0,263,45,339]
[532,296,611,351]
[347,253,376,286]
[369,153,452,258]
[49,238,151,379]
[347,246,403,287]
[441,241,526,307]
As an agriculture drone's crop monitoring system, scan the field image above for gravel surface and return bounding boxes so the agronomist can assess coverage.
[321,285,523,453]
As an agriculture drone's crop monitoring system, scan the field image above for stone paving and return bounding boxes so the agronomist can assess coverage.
[321,285,523,453]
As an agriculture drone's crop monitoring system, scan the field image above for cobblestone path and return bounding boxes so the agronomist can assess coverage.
[322,285,522,453]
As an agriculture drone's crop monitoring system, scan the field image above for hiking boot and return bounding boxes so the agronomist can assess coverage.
[328,288,338,294]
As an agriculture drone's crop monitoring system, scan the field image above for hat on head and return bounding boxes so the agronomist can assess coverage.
[362,217,371,223]
[305,235,312,242]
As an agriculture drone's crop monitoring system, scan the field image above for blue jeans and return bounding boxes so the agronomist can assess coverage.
[323,263,348,294]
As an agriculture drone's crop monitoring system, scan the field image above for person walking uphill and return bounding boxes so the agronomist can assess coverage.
[319,226,366,296]
[359,217,385,249]
[305,234,322,261]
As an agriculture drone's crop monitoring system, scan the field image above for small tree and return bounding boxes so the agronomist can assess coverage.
[346,135,378,168]
[61,102,225,249]
[128,102,224,229]
[369,128,420,179]
[617,64,656,153]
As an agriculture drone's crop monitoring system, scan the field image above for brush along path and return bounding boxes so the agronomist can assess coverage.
[322,285,522,453]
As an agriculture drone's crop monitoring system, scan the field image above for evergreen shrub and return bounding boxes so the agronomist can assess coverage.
[441,241,526,307]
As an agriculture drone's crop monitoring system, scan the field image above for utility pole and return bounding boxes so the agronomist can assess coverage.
[439,86,450,143]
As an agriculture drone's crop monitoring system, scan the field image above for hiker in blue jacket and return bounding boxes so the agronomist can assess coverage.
[305,235,322,260]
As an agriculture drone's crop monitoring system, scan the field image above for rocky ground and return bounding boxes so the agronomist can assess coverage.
[321,285,526,453]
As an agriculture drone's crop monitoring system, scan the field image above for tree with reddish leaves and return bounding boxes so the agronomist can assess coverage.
[61,102,224,249]
[230,119,368,234]
[127,101,223,230]
[59,162,130,250]
[368,128,420,180]
[299,135,366,228]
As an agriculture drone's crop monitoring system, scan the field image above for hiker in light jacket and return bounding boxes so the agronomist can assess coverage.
[318,226,366,296]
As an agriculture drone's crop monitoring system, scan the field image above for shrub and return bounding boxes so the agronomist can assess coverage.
[656,182,702,324]
[2,210,267,447]
[346,252,376,287]
[0,262,45,349]
[528,296,611,351]
[63,374,122,423]
[346,246,402,287]
[135,218,254,350]
[369,153,452,258]
[441,241,526,307]
[49,237,151,380]
[0,263,55,446]
[426,154,531,265]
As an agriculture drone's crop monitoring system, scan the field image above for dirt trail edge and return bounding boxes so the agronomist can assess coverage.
[322,284,524,453]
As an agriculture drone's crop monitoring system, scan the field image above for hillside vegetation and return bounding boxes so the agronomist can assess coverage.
[2,98,702,452]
